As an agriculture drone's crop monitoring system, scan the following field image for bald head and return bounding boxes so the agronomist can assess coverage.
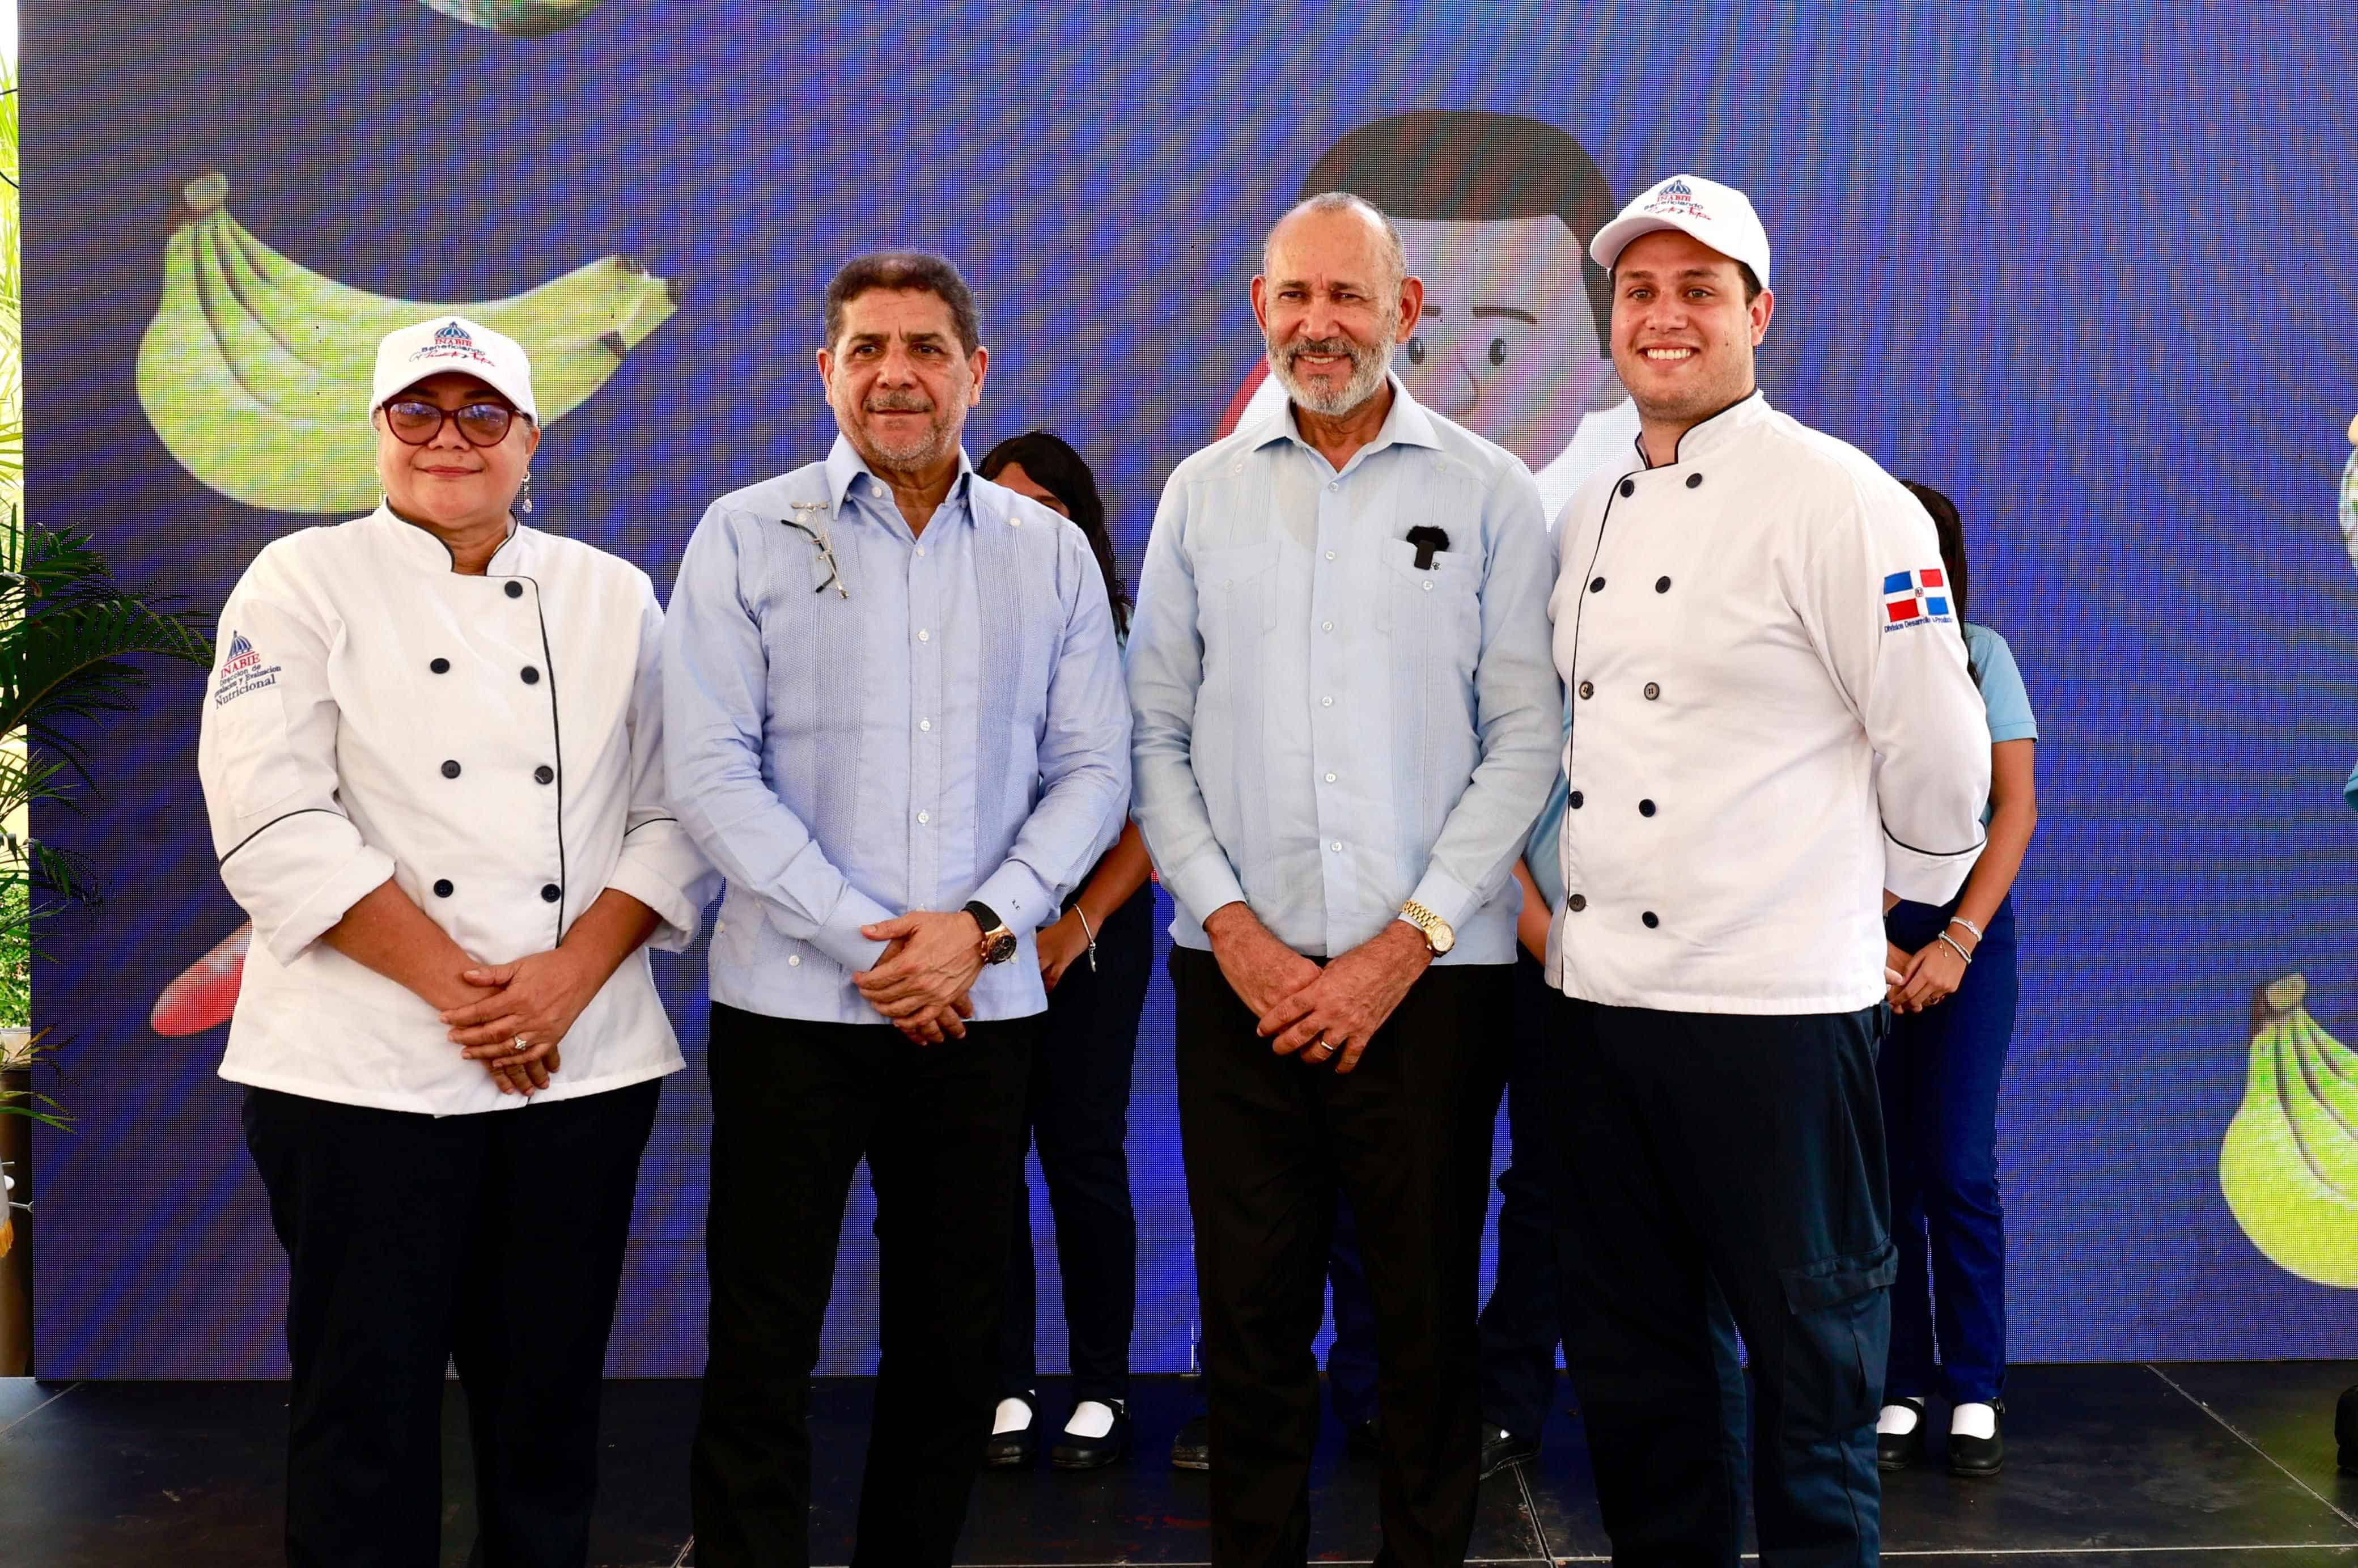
[1261,192,1407,291]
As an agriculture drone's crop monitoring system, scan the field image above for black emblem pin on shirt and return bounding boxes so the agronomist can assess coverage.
[1405,526,1450,570]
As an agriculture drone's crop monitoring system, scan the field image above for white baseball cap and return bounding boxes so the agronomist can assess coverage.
[1588,174,1772,289]
[370,316,538,423]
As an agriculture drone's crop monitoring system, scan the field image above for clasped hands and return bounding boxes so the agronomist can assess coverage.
[1205,903,1430,1073]
[439,947,605,1096]
[856,910,987,1044]
[1886,933,1973,1014]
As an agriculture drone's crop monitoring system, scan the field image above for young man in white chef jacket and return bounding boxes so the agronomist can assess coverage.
[1543,176,1991,1565]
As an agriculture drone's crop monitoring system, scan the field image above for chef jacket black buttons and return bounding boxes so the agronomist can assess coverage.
[1618,478,1635,498]
[1656,577,1672,594]
[1642,910,1660,929]
[1568,893,1588,912]
[440,759,462,779]
[1589,577,1606,593]
[429,657,449,674]
[540,883,562,903]
[1644,682,1661,701]
[1639,799,1657,817]
[1686,472,1703,489]
[1568,790,1584,809]
[432,879,454,898]
[1579,680,1595,700]
[521,666,540,685]
[535,765,555,785]
[504,581,524,599]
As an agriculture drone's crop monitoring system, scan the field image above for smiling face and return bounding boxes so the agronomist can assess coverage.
[1252,202,1419,418]
[372,371,537,531]
[819,287,987,475]
[1609,227,1774,431]
[1391,215,1621,467]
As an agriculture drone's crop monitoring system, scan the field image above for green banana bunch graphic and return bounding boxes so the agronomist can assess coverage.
[137,171,680,515]
[2220,974,2358,1287]
[419,0,605,36]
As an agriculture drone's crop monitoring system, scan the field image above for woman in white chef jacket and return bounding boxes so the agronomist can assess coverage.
[197,316,713,1568]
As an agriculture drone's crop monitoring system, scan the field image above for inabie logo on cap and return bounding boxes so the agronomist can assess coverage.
[1646,179,1708,219]
[410,319,494,367]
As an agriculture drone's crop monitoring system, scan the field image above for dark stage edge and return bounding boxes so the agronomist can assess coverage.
[2,1365,2355,1565]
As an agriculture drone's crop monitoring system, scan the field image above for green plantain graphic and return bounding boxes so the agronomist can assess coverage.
[137,172,679,514]
[2220,974,2358,1287]
[418,0,605,37]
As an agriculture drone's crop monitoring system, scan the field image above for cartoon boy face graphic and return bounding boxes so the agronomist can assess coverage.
[1226,112,1638,520]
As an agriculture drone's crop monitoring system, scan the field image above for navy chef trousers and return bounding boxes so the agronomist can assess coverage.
[1549,994,1893,1568]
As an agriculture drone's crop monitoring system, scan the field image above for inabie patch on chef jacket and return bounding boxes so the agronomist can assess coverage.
[1880,568,1954,632]
[211,628,281,706]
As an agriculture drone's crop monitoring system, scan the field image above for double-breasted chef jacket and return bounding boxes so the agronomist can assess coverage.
[1546,392,1991,1015]
[198,505,715,1116]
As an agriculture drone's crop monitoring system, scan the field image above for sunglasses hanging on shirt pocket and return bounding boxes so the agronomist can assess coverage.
[782,501,849,599]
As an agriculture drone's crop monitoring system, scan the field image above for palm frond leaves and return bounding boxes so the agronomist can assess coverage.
[0,509,214,796]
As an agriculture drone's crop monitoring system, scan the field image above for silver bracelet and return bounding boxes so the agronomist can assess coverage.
[1946,915,1983,942]
[1075,906,1099,973]
[1936,932,1974,965]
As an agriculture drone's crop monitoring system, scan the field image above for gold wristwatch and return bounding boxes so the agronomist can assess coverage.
[1399,900,1456,956]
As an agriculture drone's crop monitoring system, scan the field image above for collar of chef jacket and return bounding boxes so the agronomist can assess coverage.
[820,433,977,523]
[1239,372,1443,474]
[1630,388,1772,470]
[365,501,528,575]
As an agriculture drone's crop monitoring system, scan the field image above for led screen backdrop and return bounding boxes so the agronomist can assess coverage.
[22,1,2358,1376]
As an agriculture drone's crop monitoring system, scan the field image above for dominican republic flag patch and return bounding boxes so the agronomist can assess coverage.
[1882,568,1953,629]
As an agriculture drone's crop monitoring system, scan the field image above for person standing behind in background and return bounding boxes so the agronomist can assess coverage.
[976,430,1157,1472]
[665,254,1130,1568]
[1873,480,2039,1480]
[1130,191,1558,1565]
[1547,176,1991,1565]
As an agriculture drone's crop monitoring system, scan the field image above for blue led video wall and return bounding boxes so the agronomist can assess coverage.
[22,1,2358,1375]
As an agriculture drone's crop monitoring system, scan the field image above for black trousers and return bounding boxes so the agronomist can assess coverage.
[241,1078,661,1568]
[1477,952,1570,1439]
[690,1003,1036,1568]
[1174,946,1508,1568]
[1000,880,1155,1405]
[1549,996,1892,1568]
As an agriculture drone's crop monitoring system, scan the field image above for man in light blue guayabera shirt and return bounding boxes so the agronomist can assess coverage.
[663,252,1129,1568]
[1127,193,1560,1566]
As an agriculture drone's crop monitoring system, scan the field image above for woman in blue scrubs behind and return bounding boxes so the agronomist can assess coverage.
[1875,480,2041,1479]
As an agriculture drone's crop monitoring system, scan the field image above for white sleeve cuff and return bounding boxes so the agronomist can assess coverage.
[1883,832,1984,908]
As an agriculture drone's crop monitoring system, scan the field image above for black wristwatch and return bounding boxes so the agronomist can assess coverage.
[963,900,1018,965]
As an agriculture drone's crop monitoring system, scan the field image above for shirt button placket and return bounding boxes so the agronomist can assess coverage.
[1311,469,1355,945]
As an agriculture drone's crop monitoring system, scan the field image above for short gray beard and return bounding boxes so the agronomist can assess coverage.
[852,393,962,472]
[1266,308,1398,417]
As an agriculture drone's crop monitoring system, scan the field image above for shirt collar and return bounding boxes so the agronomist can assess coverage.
[1635,388,1773,468]
[367,502,528,575]
[824,432,977,520]
[1246,373,1441,469]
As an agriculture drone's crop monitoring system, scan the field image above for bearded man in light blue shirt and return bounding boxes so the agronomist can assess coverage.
[1128,194,1559,1567]
[664,252,1129,1568]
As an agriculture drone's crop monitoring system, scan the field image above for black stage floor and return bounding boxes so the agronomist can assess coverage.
[3,1364,2355,1565]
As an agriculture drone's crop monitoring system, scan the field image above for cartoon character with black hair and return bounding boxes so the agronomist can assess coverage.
[1222,111,1636,521]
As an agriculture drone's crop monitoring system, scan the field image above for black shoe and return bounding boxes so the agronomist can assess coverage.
[1345,1414,1381,1457]
[1948,1400,2004,1478]
[1479,1424,1540,1481]
[1051,1402,1129,1470]
[983,1395,1038,1469]
[1876,1399,1927,1472]
[1169,1412,1210,1471]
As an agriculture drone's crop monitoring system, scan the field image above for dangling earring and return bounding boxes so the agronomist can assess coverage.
[517,469,535,516]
